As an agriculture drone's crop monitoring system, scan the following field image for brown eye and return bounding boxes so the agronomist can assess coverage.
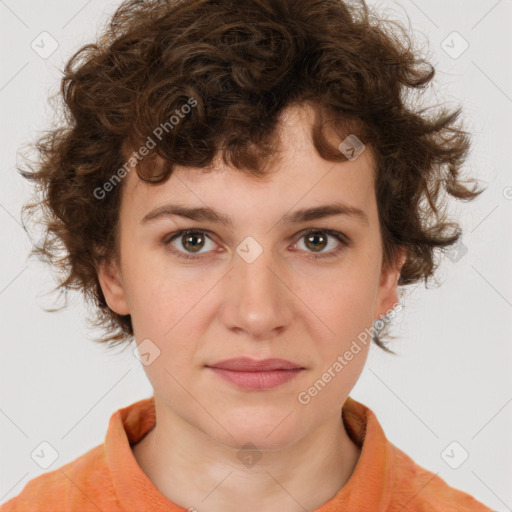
[165,229,217,259]
[164,228,349,262]
[304,232,328,252]
[181,232,205,252]
[294,229,349,260]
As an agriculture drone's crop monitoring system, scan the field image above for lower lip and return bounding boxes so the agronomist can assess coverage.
[207,367,304,390]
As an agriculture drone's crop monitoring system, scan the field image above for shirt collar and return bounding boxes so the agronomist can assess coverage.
[105,395,394,511]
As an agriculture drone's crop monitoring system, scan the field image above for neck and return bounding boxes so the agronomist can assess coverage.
[132,398,361,512]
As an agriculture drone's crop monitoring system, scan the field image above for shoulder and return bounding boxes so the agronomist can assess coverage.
[388,444,495,512]
[0,443,116,512]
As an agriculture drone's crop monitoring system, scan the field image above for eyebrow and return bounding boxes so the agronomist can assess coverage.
[140,202,369,227]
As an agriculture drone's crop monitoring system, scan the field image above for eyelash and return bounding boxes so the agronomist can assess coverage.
[163,228,351,261]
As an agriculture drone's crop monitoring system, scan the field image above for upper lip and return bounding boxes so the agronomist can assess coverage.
[206,357,304,372]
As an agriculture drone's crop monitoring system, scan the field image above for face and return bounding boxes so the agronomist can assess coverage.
[99,104,403,451]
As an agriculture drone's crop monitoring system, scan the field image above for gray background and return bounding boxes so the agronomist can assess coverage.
[0,0,511,509]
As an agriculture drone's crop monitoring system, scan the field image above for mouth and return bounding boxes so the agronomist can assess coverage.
[207,357,304,372]
[205,357,305,390]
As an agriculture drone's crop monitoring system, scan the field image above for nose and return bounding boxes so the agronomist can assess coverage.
[218,239,295,341]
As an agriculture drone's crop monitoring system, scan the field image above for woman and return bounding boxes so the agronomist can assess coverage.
[2,0,494,510]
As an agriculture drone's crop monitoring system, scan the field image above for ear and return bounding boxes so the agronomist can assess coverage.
[373,246,406,321]
[97,257,130,316]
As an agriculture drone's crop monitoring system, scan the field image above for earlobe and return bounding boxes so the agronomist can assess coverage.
[97,259,130,316]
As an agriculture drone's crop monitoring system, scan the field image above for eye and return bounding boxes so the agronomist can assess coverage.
[292,228,349,260]
[164,229,218,260]
[163,228,350,260]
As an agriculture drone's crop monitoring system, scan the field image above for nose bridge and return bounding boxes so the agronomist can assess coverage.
[237,235,281,293]
[220,234,294,337]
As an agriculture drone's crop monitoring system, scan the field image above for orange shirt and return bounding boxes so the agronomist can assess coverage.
[1,396,494,512]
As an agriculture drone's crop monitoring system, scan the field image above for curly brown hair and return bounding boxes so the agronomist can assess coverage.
[18,0,485,354]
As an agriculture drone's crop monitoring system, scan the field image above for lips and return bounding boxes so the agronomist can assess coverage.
[206,358,304,391]
[206,357,305,390]
[206,357,304,372]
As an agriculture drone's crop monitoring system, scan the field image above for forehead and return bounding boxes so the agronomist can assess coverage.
[120,105,377,224]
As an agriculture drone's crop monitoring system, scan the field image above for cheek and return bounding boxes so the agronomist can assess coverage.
[123,262,212,368]
[297,284,372,408]
[306,268,378,343]
[124,273,170,337]
[119,243,192,332]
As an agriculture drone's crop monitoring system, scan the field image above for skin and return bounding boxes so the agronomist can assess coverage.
[98,103,405,512]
